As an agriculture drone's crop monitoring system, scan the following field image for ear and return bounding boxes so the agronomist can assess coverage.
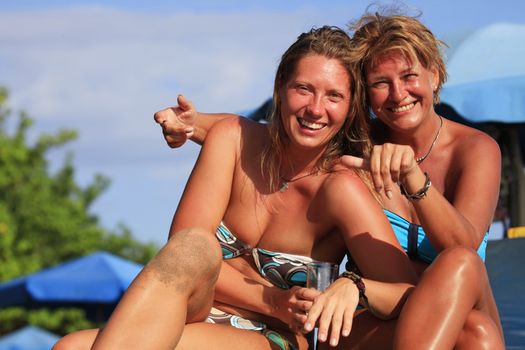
[430,66,439,91]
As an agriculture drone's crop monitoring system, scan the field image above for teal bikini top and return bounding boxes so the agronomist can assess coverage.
[384,209,488,263]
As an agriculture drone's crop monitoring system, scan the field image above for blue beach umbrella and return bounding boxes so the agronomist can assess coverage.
[441,22,525,123]
[0,251,143,307]
[0,326,59,350]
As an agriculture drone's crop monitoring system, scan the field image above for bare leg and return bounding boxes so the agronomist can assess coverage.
[53,323,308,350]
[53,329,100,350]
[455,310,503,350]
[177,322,308,350]
[81,227,222,350]
[393,247,504,350]
[317,248,503,350]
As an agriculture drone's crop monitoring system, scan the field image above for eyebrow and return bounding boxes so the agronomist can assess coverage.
[367,66,417,81]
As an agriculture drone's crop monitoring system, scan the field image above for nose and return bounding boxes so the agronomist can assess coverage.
[306,94,323,118]
[389,80,408,102]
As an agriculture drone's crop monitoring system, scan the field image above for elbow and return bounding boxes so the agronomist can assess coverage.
[434,226,482,252]
[451,235,481,252]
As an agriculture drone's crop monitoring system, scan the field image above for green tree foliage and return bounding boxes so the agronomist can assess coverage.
[0,307,98,336]
[0,87,158,335]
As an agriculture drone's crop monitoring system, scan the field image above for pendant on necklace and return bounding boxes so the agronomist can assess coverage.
[279,181,289,192]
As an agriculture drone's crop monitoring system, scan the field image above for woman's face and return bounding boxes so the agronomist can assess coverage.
[365,51,438,132]
[279,54,351,152]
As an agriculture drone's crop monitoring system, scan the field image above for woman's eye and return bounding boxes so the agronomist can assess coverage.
[328,93,344,102]
[370,81,389,89]
[296,85,310,94]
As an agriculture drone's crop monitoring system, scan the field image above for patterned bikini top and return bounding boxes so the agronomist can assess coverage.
[216,223,317,289]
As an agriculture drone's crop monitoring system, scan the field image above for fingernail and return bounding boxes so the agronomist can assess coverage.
[304,323,312,331]
[318,332,326,341]
[330,338,338,346]
[342,328,350,337]
[386,190,393,199]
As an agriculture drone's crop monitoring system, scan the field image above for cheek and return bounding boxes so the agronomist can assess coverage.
[283,90,306,113]
[367,89,385,110]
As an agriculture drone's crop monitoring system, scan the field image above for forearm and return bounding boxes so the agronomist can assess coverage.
[402,169,483,251]
[362,278,415,320]
[213,260,284,317]
[191,112,240,145]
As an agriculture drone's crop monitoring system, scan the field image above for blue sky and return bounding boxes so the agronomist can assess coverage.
[1,0,524,246]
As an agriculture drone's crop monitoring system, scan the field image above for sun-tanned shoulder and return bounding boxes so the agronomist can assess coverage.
[449,120,501,166]
[205,116,267,150]
[320,165,381,218]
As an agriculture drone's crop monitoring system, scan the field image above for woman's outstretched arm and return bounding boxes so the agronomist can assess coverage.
[154,95,239,147]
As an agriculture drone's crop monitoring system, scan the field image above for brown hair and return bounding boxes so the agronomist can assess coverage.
[261,26,372,191]
[349,11,448,105]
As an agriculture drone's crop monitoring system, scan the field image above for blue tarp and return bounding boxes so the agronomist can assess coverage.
[0,251,143,307]
[0,326,59,350]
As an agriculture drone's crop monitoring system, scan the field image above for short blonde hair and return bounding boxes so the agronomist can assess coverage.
[349,12,448,104]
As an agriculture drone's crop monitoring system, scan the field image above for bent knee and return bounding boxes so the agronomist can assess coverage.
[53,336,76,350]
[437,246,483,270]
[150,227,222,285]
[165,227,222,266]
[436,246,485,282]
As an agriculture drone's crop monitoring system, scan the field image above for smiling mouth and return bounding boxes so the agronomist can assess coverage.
[298,118,326,130]
[389,102,416,113]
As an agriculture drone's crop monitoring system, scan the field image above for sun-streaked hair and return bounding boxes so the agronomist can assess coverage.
[261,26,372,192]
[349,10,448,105]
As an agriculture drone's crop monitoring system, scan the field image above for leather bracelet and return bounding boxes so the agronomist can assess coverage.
[338,271,369,309]
[399,172,431,201]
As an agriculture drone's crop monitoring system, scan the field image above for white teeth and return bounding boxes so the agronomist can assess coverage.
[298,118,325,130]
[391,102,415,113]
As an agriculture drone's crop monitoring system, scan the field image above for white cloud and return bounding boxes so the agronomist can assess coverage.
[0,5,341,244]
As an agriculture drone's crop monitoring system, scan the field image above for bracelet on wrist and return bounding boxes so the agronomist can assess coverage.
[338,271,369,309]
[399,172,432,201]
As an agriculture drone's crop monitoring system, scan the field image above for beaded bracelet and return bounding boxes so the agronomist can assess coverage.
[399,172,432,201]
[338,271,370,309]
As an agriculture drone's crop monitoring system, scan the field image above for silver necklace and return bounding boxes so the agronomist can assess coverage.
[279,172,317,192]
[415,115,443,164]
